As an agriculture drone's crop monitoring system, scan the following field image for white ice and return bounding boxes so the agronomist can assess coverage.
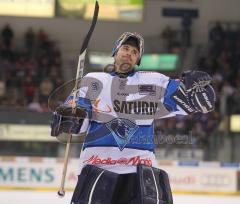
[0,190,239,204]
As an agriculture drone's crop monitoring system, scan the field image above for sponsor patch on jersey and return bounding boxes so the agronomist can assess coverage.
[83,155,152,166]
[113,100,158,115]
[138,85,156,96]
[91,82,100,91]
[106,118,138,151]
[119,79,127,90]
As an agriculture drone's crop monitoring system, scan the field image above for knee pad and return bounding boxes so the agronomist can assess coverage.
[71,165,119,204]
[137,165,173,204]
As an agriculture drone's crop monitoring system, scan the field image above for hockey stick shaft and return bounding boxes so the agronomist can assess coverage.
[58,1,99,197]
[58,135,72,197]
[73,1,99,93]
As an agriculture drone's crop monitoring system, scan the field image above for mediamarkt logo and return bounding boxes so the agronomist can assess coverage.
[83,155,152,166]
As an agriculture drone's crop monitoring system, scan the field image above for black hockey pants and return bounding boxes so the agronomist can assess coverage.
[71,164,173,204]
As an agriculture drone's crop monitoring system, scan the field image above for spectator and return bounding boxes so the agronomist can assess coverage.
[181,13,192,47]
[22,75,36,103]
[40,100,49,112]
[24,27,35,54]
[38,56,49,77]
[28,97,43,112]
[25,57,38,76]
[231,78,240,113]
[220,81,234,115]
[1,24,14,48]
[160,26,176,52]
[0,80,6,98]
[53,76,64,89]
[36,29,49,50]
[209,22,225,56]
[0,46,14,61]
[39,77,54,102]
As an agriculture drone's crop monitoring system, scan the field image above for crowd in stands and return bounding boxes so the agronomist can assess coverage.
[155,22,240,157]
[200,22,240,115]
[0,24,64,112]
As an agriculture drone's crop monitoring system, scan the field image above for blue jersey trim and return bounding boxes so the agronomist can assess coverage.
[77,97,92,118]
[110,70,135,77]
[83,121,155,151]
[64,95,92,117]
[163,79,180,112]
[83,144,154,152]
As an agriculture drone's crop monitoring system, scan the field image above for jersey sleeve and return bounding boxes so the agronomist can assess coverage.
[63,74,93,117]
[60,75,92,135]
[161,79,188,117]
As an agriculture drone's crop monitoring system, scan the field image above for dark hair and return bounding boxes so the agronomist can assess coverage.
[122,37,140,52]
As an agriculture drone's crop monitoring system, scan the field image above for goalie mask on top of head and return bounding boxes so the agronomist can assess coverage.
[112,32,144,66]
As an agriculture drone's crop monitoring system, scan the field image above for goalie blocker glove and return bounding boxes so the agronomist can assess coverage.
[172,70,216,114]
[55,104,87,118]
[50,104,87,137]
[50,112,84,137]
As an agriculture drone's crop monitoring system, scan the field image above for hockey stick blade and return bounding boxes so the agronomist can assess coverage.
[80,0,99,55]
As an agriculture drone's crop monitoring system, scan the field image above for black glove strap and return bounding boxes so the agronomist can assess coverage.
[172,86,196,114]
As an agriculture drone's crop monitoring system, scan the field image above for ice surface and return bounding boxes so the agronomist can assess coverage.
[0,190,239,204]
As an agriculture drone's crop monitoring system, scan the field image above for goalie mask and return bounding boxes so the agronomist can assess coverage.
[112,32,144,66]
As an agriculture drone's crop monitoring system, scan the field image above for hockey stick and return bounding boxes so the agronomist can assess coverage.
[58,1,99,197]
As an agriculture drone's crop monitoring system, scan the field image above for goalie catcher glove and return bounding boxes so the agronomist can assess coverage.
[171,70,216,114]
[181,70,212,91]
[172,83,215,114]
[190,84,215,113]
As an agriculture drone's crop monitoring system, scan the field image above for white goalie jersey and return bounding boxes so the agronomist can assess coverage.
[64,71,187,174]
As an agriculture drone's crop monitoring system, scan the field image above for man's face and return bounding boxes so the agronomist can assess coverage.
[114,44,140,73]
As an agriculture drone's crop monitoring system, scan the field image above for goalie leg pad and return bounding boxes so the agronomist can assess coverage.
[137,164,173,204]
[71,165,119,204]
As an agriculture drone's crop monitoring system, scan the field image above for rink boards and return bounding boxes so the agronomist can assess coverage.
[0,156,239,195]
